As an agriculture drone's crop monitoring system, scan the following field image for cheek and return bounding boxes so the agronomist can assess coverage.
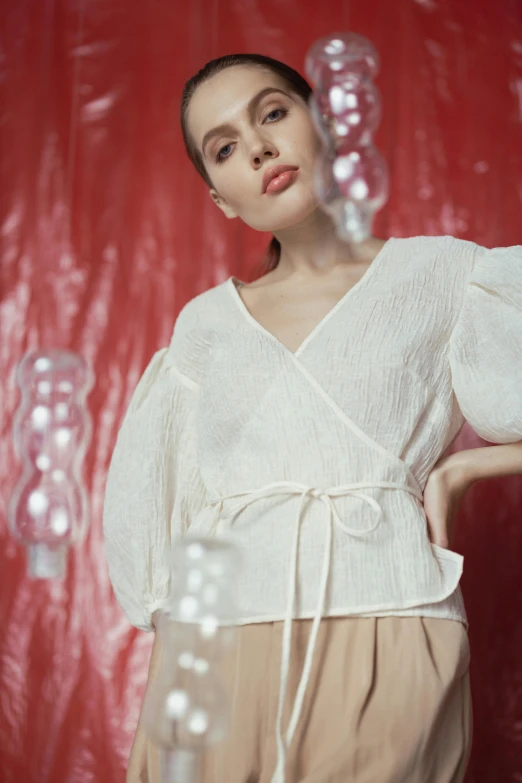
[301,124,323,161]
[285,111,322,155]
[213,161,254,209]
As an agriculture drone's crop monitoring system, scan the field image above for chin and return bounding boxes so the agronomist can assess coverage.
[249,188,320,233]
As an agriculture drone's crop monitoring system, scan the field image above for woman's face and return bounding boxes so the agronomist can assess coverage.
[186,65,322,233]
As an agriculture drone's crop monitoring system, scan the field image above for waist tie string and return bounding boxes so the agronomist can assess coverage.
[208,479,423,783]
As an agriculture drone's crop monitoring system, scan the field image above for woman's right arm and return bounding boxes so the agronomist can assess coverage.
[103,317,208,778]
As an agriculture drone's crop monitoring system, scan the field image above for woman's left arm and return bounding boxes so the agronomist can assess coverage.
[435,243,522,548]
[424,441,522,548]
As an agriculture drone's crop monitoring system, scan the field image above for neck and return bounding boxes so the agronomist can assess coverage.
[272,207,384,280]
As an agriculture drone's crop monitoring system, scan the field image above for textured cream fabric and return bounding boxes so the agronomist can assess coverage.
[103,236,522,633]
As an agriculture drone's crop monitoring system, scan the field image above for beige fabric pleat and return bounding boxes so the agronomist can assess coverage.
[131,616,472,783]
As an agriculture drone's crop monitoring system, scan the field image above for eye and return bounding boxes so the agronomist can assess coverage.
[264,107,288,123]
[214,108,289,163]
[216,143,233,162]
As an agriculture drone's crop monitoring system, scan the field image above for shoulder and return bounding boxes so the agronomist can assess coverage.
[393,235,488,289]
[402,235,521,277]
[167,279,232,381]
[397,235,485,263]
[174,280,230,332]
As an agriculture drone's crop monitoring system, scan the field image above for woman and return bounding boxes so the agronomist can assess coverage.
[103,53,522,783]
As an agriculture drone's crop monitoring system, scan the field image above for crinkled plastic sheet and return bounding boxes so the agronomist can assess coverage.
[0,0,521,781]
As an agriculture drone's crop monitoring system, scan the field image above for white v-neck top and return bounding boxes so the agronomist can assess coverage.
[103,236,522,634]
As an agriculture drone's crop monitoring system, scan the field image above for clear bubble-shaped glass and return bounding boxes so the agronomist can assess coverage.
[305,33,389,243]
[143,538,241,783]
[8,349,93,579]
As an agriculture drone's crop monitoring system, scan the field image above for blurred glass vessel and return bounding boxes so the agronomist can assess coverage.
[8,349,93,578]
[305,33,389,244]
[143,537,241,783]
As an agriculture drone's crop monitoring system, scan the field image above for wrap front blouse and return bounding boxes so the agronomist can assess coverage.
[104,236,522,632]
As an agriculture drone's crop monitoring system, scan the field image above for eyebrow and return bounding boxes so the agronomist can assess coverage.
[201,87,293,158]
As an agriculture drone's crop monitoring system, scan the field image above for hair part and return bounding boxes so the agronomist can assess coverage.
[180,53,312,273]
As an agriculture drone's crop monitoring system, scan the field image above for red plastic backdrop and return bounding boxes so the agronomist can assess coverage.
[1,1,521,781]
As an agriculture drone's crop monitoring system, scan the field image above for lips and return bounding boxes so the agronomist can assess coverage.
[262,164,299,194]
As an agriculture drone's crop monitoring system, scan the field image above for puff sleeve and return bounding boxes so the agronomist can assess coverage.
[448,245,522,443]
[103,308,208,632]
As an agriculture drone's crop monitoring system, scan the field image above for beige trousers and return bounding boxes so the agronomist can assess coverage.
[132,616,472,783]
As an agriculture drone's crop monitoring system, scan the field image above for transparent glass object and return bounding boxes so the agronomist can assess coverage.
[8,350,93,579]
[305,33,389,243]
[143,538,241,783]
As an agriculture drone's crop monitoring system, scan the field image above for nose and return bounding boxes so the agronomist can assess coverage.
[249,136,278,169]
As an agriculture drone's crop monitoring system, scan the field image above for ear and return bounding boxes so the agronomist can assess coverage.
[209,188,238,219]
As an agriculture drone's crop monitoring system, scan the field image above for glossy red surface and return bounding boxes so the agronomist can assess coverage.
[0,1,521,781]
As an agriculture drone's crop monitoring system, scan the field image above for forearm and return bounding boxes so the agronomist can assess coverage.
[450,440,522,484]
[423,440,522,547]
